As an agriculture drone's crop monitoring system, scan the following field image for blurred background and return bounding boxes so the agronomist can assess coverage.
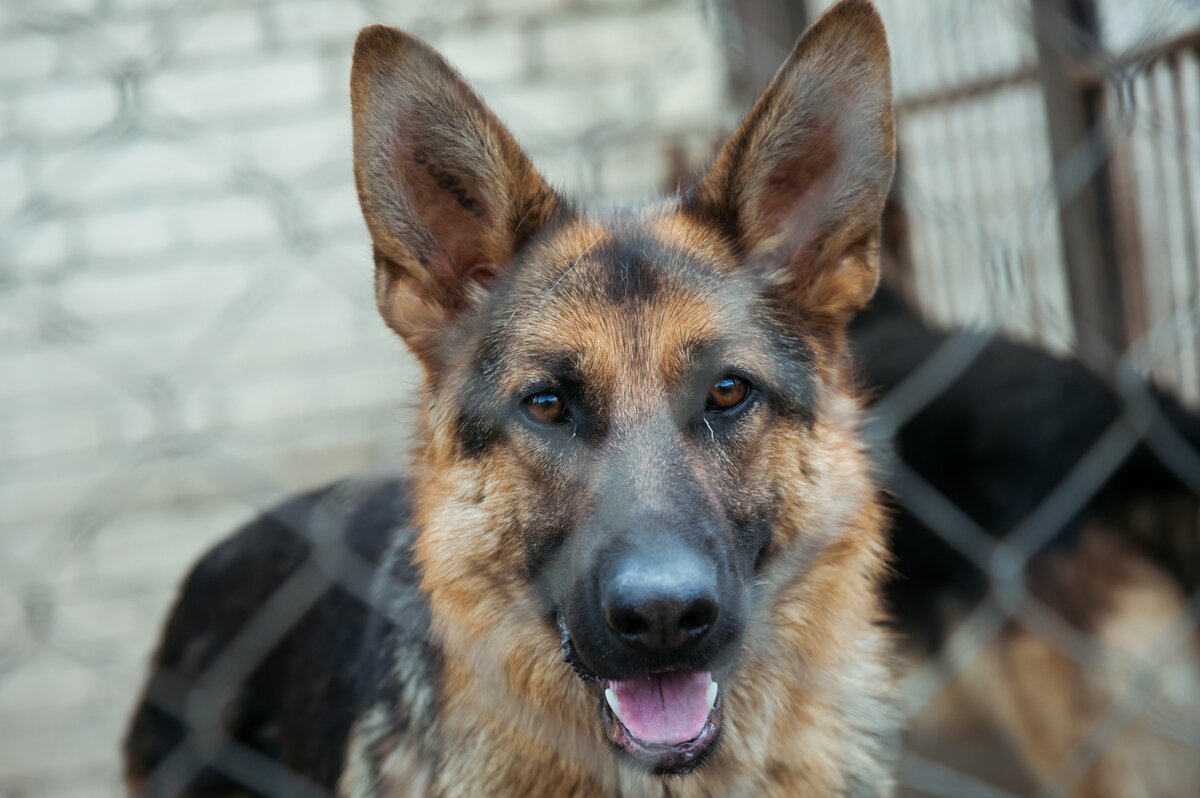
[2,0,1199,796]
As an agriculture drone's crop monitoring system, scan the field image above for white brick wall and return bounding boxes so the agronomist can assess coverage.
[143,56,328,120]
[0,34,59,83]
[172,7,267,59]
[0,0,734,793]
[10,77,119,139]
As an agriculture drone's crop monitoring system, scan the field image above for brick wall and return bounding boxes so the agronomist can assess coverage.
[0,1,734,793]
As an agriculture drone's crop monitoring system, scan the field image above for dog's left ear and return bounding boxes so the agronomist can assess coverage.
[687,0,894,323]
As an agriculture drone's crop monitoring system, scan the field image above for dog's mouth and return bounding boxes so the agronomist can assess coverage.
[558,616,723,773]
[602,670,722,773]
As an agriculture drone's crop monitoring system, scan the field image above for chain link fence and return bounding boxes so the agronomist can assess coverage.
[1,0,1198,796]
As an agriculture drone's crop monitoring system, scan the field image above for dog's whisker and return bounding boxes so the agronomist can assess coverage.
[542,233,601,301]
[505,232,603,326]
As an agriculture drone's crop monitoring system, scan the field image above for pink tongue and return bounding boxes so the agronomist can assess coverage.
[610,671,713,745]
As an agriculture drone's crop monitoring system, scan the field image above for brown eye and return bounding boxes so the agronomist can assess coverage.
[524,392,568,425]
[706,375,749,413]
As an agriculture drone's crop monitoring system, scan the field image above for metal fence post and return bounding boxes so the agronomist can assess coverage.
[1032,0,1129,369]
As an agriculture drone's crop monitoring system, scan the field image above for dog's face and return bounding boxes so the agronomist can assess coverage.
[351,0,892,777]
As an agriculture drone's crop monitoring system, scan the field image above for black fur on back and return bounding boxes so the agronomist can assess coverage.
[123,478,413,796]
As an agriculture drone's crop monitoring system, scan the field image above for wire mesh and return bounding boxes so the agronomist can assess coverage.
[1,0,1198,796]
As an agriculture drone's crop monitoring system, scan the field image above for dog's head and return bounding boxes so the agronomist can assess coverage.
[351,0,892,777]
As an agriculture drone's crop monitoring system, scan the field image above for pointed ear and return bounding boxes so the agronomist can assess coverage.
[351,25,562,365]
[686,0,894,323]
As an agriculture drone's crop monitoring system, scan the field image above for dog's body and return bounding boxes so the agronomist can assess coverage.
[126,3,902,796]
[124,287,1200,797]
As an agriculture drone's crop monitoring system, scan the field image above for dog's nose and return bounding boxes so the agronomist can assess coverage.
[602,552,719,654]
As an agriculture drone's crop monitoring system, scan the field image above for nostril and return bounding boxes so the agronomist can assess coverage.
[680,597,718,637]
[607,607,649,639]
[604,592,719,652]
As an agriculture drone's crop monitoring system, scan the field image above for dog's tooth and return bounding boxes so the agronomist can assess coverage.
[705,681,718,714]
[605,687,622,721]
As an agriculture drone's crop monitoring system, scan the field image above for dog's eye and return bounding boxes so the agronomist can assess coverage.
[706,376,749,413]
[524,391,568,425]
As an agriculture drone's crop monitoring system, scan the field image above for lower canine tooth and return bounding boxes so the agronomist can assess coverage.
[605,687,622,721]
[705,681,719,713]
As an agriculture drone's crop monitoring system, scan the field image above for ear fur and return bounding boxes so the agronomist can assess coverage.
[687,0,895,322]
[350,25,562,365]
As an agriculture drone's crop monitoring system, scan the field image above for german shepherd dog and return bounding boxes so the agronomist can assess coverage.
[126,2,900,794]
[125,2,1200,795]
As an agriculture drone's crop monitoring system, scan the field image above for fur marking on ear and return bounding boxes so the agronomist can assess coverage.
[412,149,485,218]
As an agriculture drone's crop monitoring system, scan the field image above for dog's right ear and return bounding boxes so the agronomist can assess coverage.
[686,0,893,327]
[351,25,561,366]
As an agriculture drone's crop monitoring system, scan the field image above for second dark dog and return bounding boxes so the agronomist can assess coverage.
[852,285,1200,796]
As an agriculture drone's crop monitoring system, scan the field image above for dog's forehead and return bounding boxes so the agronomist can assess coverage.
[493,211,759,387]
